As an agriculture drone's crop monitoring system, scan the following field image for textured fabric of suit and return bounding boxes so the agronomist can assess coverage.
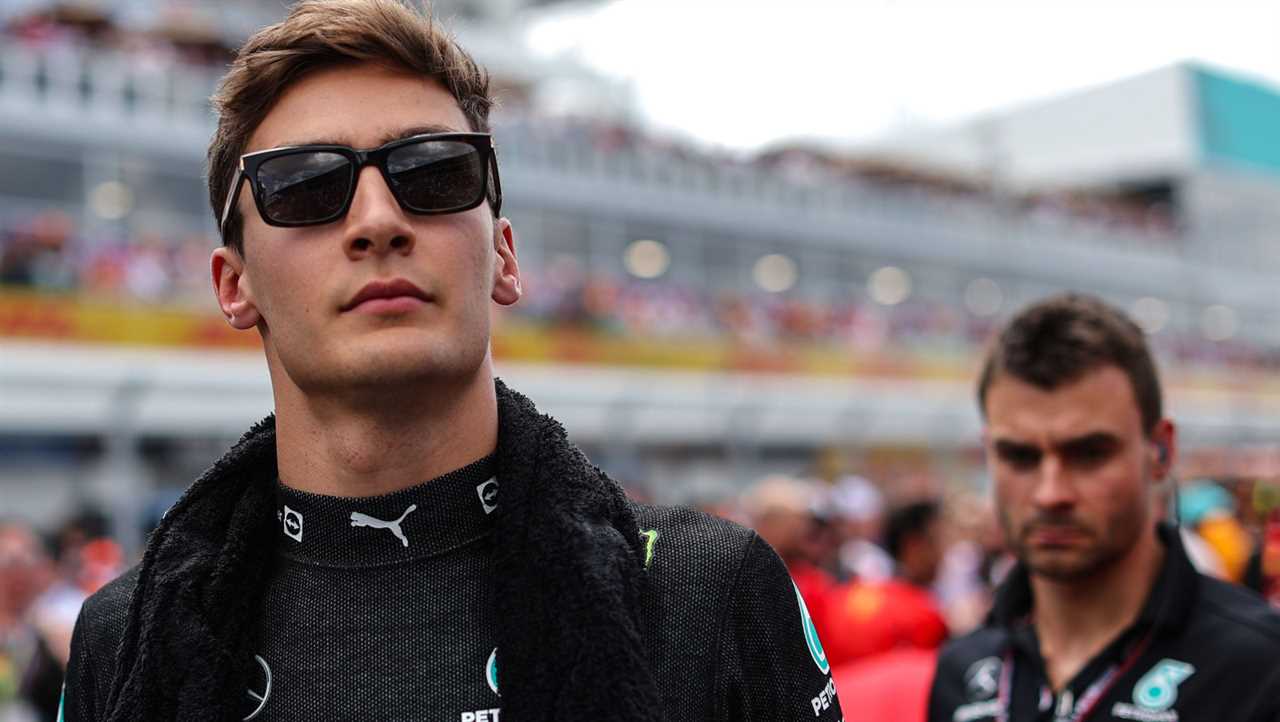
[64,381,844,721]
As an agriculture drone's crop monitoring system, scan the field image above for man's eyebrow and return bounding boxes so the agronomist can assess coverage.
[992,432,1119,452]
[378,124,462,145]
[275,124,464,149]
[992,438,1039,453]
[1056,432,1121,451]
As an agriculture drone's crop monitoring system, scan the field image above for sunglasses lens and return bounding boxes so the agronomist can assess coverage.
[386,139,485,213]
[257,151,353,224]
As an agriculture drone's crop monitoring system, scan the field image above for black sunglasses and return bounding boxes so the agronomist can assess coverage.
[219,132,502,235]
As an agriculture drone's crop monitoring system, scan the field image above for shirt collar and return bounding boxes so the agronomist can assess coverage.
[989,521,1199,634]
[272,454,498,568]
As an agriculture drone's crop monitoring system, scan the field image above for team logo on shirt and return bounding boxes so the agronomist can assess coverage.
[639,528,659,569]
[793,582,830,674]
[243,655,272,721]
[964,656,1002,700]
[350,505,418,547]
[1134,659,1194,710]
[281,506,303,543]
[1109,659,1194,721]
[476,479,499,515]
[486,648,500,695]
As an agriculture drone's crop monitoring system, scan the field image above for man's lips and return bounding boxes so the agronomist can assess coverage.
[342,278,431,312]
[1026,524,1088,546]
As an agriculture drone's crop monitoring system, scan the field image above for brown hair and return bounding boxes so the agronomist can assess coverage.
[207,0,494,255]
[976,293,1163,434]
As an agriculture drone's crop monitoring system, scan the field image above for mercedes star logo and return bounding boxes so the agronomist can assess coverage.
[243,655,272,721]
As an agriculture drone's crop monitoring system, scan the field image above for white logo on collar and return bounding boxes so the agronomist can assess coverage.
[280,506,303,543]
[964,656,1001,701]
[476,478,498,514]
[350,504,418,547]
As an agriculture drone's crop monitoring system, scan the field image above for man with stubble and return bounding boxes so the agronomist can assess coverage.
[928,293,1280,722]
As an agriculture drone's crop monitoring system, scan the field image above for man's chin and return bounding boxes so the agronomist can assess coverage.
[1024,548,1107,582]
[347,352,475,386]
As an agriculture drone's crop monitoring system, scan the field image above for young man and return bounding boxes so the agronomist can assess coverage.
[928,294,1280,722]
[59,2,843,720]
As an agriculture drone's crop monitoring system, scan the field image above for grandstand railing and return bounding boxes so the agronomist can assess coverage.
[0,43,1172,249]
[4,43,1280,339]
[0,43,220,127]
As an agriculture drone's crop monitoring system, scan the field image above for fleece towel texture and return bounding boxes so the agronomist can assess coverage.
[101,380,664,722]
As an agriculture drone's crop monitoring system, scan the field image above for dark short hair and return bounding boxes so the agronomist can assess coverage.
[977,293,1163,434]
[884,501,940,561]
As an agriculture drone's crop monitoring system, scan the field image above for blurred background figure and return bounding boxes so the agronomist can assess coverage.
[829,475,893,583]
[742,475,836,636]
[885,501,944,590]
[1178,480,1253,582]
[819,501,950,722]
[0,511,123,722]
[821,500,948,666]
[0,523,55,722]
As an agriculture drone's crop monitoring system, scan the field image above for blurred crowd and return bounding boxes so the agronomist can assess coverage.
[1,511,124,722]
[3,2,235,68]
[0,212,213,305]
[4,210,1276,376]
[684,471,1280,721]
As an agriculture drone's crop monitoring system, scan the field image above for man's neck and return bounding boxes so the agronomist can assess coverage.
[272,363,499,497]
[1030,525,1165,691]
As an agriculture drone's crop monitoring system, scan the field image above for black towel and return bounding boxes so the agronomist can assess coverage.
[102,379,664,722]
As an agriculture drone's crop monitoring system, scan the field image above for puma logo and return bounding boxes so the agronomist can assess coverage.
[350,505,417,547]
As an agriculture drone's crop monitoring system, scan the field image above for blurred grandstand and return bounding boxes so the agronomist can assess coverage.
[4,0,1280,547]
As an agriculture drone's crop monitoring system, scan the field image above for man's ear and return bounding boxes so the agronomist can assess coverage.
[491,217,521,306]
[1150,418,1177,482]
[211,246,262,330]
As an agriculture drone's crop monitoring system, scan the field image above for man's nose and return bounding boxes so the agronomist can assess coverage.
[343,165,415,258]
[1032,455,1077,510]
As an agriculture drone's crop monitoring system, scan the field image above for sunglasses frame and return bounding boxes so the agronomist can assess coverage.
[219,131,502,236]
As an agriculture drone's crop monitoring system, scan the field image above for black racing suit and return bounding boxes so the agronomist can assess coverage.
[928,523,1280,722]
[63,455,842,721]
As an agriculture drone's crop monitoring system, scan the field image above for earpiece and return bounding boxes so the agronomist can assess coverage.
[1156,441,1169,466]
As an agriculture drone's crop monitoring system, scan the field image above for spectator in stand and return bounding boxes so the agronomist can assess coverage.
[0,212,76,290]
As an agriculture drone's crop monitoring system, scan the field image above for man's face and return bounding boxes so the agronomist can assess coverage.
[983,366,1169,582]
[213,62,520,396]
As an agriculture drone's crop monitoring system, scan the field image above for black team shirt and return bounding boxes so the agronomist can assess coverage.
[251,456,504,721]
[64,455,844,721]
[927,524,1280,722]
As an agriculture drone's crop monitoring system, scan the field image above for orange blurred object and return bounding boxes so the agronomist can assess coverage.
[1198,515,1253,583]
